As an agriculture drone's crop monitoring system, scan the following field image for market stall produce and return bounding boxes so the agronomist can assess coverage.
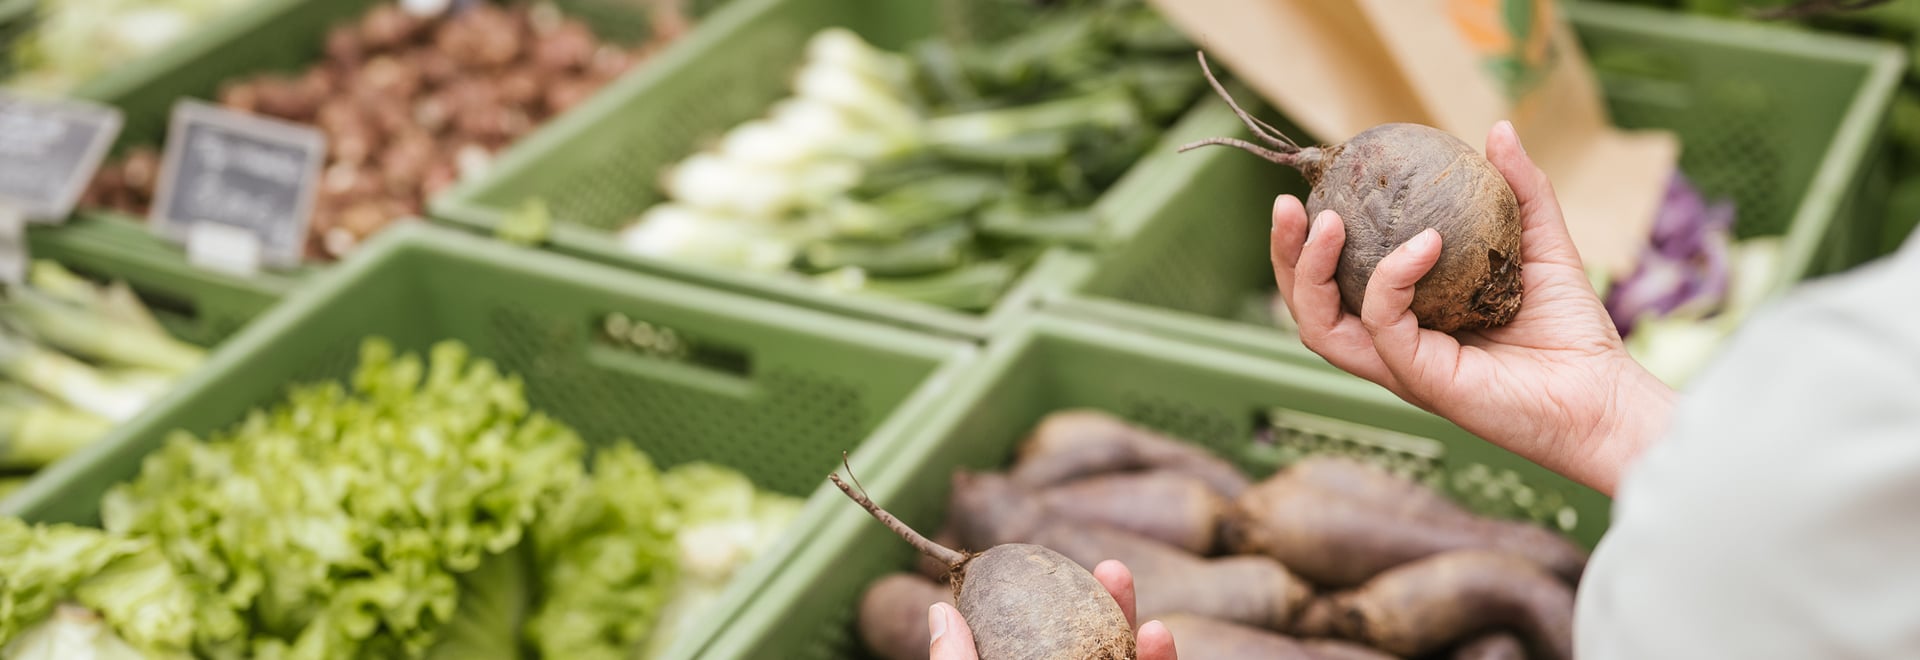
[843,411,1585,660]
[614,0,1207,310]
[0,338,801,658]
[79,0,690,261]
[5,0,259,93]
[0,261,204,479]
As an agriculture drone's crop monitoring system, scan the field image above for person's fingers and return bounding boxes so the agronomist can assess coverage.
[1485,120,1584,271]
[1270,194,1310,297]
[1360,228,1465,399]
[1094,560,1138,630]
[928,602,978,660]
[1288,211,1405,390]
[1290,210,1353,341]
[1138,620,1179,660]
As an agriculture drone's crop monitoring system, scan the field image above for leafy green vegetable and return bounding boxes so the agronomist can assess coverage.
[624,0,1204,310]
[4,337,805,658]
[99,339,588,658]
[0,518,210,657]
[526,445,678,660]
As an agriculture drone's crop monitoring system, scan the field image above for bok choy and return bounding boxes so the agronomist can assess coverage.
[617,0,1206,311]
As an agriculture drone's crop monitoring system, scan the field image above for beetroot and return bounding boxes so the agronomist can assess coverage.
[831,471,1135,659]
[1181,52,1523,332]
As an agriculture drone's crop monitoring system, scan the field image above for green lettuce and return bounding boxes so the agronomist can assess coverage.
[0,518,208,658]
[99,339,588,658]
[525,444,678,660]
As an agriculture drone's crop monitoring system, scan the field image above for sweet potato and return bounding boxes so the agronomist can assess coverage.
[1225,462,1586,586]
[950,471,1310,630]
[1302,551,1574,660]
[1159,614,1317,659]
[859,573,953,660]
[1009,410,1250,497]
[1301,639,1399,660]
[1037,471,1228,554]
[1453,633,1527,660]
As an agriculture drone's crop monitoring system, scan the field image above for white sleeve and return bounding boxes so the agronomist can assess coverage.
[1575,240,1920,659]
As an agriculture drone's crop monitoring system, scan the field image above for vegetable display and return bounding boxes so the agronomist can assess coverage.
[1182,53,1524,333]
[6,0,258,94]
[82,1,681,261]
[0,338,802,658]
[617,0,1206,311]
[848,410,1583,660]
[0,261,205,481]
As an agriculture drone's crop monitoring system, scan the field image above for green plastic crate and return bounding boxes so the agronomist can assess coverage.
[26,215,294,346]
[701,313,1606,660]
[16,0,669,317]
[1,222,974,660]
[430,0,1252,340]
[1049,3,1906,365]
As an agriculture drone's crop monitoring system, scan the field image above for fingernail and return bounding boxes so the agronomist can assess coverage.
[1305,210,1333,245]
[1498,120,1525,155]
[1413,227,1441,251]
[928,603,949,645]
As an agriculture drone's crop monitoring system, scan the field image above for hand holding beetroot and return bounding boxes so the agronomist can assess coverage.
[1269,119,1676,496]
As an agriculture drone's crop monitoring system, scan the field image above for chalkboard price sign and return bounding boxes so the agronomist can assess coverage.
[0,92,123,222]
[151,100,325,270]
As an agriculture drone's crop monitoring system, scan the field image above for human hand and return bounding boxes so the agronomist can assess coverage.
[928,560,1178,660]
[1270,120,1676,495]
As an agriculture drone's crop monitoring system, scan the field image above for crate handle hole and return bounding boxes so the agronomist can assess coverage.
[587,311,756,398]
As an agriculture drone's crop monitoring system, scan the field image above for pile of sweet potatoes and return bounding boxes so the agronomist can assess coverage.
[855,410,1585,660]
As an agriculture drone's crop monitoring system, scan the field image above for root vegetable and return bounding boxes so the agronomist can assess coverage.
[951,471,1309,631]
[535,21,598,73]
[87,2,651,262]
[1301,639,1398,660]
[859,573,953,660]
[1009,409,1250,497]
[358,4,423,50]
[325,26,365,67]
[1303,551,1574,660]
[1453,633,1527,660]
[1036,471,1227,554]
[1159,615,1317,659]
[1225,462,1586,586]
[1180,52,1522,332]
[831,472,1136,659]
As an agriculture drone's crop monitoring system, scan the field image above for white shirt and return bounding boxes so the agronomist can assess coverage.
[1576,234,1920,659]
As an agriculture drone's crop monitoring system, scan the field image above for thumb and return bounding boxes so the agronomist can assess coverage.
[1486,120,1584,271]
[928,602,979,659]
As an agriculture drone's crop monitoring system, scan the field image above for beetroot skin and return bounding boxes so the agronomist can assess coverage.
[1181,53,1523,333]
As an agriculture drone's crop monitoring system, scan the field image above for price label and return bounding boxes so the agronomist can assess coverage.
[0,92,124,223]
[150,100,325,271]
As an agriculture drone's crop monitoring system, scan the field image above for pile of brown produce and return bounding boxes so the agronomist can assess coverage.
[852,410,1587,660]
[83,2,678,260]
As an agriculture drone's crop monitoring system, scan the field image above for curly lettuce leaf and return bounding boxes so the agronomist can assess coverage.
[525,445,678,660]
[0,518,207,657]
[99,339,587,658]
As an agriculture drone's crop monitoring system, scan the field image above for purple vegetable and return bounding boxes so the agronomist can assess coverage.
[1605,173,1738,335]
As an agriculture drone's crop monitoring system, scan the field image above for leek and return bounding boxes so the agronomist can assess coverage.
[0,402,114,470]
[3,289,205,375]
[0,327,157,423]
